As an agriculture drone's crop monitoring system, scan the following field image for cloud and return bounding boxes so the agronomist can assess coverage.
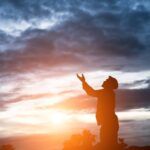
[0,30,84,76]
[121,79,150,89]
[50,89,150,112]
[117,89,150,111]
[0,0,150,78]
[0,92,53,111]
[47,95,96,111]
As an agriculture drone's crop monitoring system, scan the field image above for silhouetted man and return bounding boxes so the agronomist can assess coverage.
[77,74,119,148]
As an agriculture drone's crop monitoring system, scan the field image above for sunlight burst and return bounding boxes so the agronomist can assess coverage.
[49,112,67,125]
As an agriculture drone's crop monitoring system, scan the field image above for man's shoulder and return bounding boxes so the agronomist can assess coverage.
[95,89,104,95]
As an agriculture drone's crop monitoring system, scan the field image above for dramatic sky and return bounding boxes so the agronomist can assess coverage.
[0,0,150,149]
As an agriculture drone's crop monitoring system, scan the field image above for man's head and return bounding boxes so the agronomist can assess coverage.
[102,76,118,90]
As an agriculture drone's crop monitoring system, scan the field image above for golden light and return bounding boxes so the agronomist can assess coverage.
[49,111,68,125]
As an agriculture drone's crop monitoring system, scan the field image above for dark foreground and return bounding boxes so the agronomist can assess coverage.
[0,143,150,150]
[93,144,150,150]
[126,146,150,150]
[62,130,150,150]
[0,130,150,150]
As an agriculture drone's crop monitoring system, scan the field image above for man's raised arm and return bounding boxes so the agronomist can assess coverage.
[76,74,98,97]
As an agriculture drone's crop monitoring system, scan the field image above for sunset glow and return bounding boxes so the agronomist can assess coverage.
[0,70,150,137]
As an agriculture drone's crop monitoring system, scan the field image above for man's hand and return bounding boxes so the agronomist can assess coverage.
[76,73,85,82]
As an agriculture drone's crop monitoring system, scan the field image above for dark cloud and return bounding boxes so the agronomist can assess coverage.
[58,7,149,58]
[0,31,84,76]
[116,89,150,111]
[0,0,150,75]
[0,31,14,52]
[0,0,51,20]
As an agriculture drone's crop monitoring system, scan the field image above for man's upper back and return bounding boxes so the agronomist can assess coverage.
[96,89,116,117]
